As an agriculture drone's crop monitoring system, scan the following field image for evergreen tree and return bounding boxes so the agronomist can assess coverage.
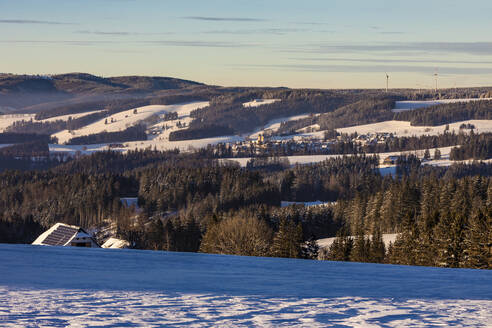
[350,221,369,262]
[463,211,491,269]
[434,148,441,160]
[369,224,385,263]
[302,235,320,260]
[424,149,431,160]
[326,231,353,262]
[271,218,303,258]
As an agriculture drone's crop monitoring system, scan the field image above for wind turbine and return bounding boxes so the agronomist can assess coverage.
[433,68,439,93]
[385,72,389,92]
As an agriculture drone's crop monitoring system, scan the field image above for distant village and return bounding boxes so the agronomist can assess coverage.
[221,131,396,157]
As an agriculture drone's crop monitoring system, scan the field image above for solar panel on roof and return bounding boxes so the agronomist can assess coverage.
[42,225,79,246]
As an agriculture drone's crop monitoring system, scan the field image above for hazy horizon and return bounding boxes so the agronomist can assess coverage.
[1,0,492,89]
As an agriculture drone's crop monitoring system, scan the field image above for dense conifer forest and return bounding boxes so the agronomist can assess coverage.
[0,148,490,269]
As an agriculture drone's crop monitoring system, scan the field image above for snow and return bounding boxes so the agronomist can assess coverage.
[221,146,456,167]
[31,223,80,246]
[336,120,492,137]
[0,114,35,132]
[0,244,491,327]
[124,135,243,153]
[243,99,280,108]
[249,114,313,139]
[49,143,119,156]
[281,200,331,207]
[46,101,240,153]
[317,233,399,250]
[120,197,138,208]
[393,98,492,113]
[101,237,130,249]
[0,111,104,133]
[38,110,103,123]
[52,102,209,144]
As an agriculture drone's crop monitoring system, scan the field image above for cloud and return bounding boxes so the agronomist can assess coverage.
[0,40,116,46]
[239,63,492,75]
[290,57,492,65]
[203,28,306,35]
[0,19,73,25]
[74,30,172,36]
[282,42,492,56]
[141,40,248,48]
[183,16,266,22]
[379,31,405,35]
[0,39,247,48]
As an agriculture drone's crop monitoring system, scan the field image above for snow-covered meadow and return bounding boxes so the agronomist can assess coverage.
[0,244,490,327]
[53,102,209,144]
[393,98,492,113]
[336,119,492,137]
[243,99,280,108]
[0,114,35,132]
[222,146,457,167]
[317,234,399,250]
[249,113,313,139]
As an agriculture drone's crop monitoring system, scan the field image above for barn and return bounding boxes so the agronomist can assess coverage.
[32,223,99,248]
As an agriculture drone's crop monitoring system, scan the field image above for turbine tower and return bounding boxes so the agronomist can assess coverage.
[434,68,439,93]
[385,73,389,92]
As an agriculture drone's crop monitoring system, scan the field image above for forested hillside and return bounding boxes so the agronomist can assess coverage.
[0,148,491,269]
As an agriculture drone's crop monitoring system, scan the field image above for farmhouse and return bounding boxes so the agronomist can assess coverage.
[32,223,99,247]
[383,155,399,165]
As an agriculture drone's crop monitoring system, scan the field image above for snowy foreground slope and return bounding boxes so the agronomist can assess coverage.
[0,244,491,327]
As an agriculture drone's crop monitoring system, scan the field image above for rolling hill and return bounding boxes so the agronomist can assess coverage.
[0,244,490,327]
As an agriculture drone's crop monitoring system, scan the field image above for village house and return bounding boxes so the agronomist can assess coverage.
[32,223,99,248]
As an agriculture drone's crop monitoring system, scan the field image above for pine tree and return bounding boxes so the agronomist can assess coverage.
[424,149,431,160]
[369,224,385,263]
[302,235,320,260]
[350,221,369,262]
[271,218,303,258]
[434,148,441,160]
[434,213,466,268]
[463,211,490,269]
[326,231,353,262]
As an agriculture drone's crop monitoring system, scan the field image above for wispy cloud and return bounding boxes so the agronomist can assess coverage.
[183,16,266,22]
[0,19,74,25]
[281,42,492,56]
[141,40,248,48]
[238,63,492,75]
[203,28,306,35]
[0,40,117,46]
[0,39,248,48]
[379,31,405,35]
[74,30,172,36]
[290,57,492,65]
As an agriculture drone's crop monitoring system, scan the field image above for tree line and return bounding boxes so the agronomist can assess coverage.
[0,147,490,269]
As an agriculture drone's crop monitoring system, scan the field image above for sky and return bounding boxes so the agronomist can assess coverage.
[1,0,492,89]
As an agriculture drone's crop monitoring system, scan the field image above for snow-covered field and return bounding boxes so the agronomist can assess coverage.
[281,200,331,207]
[39,110,103,123]
[223,146,456,167]
[243,99,280,108]
[0,114,35,132]
[0,244,490,327]
[249,114,312,139]
[48,135,243,155]
[393,98,492,113]
[0,111,104,133]
[317,234,399,250]
[336,120,492,137]
[52,102,209,144]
